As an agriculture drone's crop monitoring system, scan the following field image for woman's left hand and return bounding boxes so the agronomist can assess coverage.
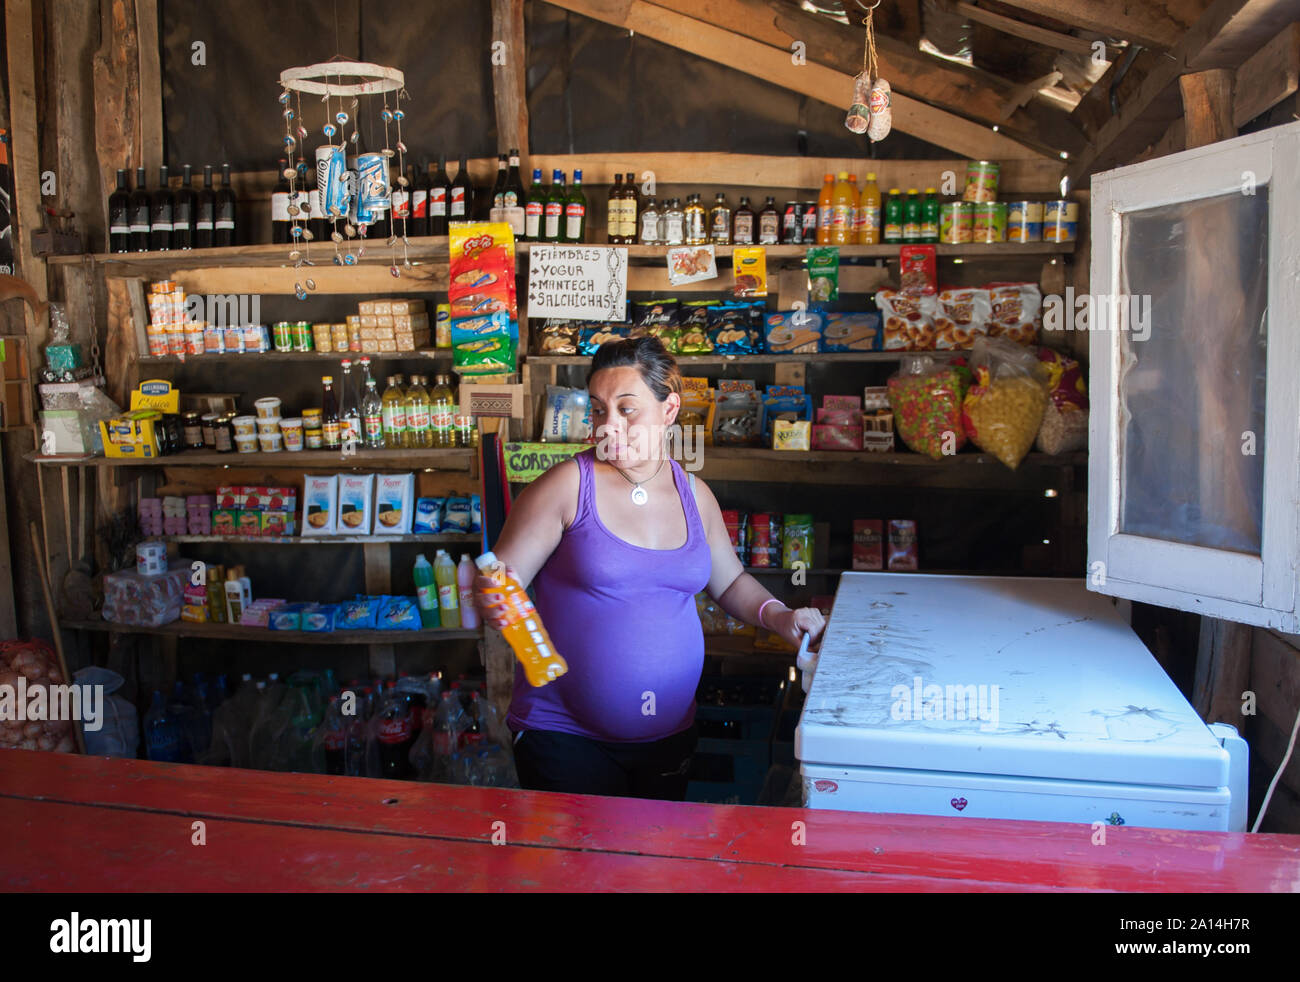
[768,605,826,651]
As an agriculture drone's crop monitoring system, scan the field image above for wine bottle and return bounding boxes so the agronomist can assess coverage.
[195,165,216,248]
[107,169,130,253]
[129,166,151,252]
[214,164,236,246]
[172,165,195,250]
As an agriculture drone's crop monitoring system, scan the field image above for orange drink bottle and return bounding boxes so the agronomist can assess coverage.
[474,551,568,686]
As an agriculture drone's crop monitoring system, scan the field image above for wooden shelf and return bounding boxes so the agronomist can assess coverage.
[694,449,1085,488]
[63,618,481,644]
[140,349,453,364]
[701,448,1083,467]
[51,237,1073,276]
[167,533,481,546]
[26,447,476,469]
[47,236,452,273]
[516,241,1074,263]
[525,352,913,366]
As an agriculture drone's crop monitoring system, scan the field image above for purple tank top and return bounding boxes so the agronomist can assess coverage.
[506,448,712,743]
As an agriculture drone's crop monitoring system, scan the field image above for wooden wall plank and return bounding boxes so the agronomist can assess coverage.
[991,0,1212,50]
[134,0,162,171]
[1233,21,1300,127]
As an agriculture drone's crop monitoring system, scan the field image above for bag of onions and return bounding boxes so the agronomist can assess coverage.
[0,640,77,753]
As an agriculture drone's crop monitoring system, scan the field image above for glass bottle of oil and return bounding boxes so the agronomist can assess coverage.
[382,374,409,449]
[684,194,708,245]
[405,374,433,448]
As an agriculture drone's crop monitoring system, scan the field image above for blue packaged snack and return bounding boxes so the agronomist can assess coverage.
[269,603,308,631]
[301,603,337,632]
[441,496,472,533]
[821,311,882,352]
[764,310,823,354]
[470,493,482,532]
[707,302,764,355]
[336,596,379,631]
[578,324,630,356]
[414,497,444,534]
[377,595,422,631]
[761,384,813,441]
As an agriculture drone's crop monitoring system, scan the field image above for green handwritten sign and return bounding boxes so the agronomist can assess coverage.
[504,442,588,483]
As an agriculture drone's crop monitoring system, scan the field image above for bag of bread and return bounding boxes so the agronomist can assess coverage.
[961,336,1050,470]
[934,287,990,350]
[1035,347,1089,454]
[876,288,938,351]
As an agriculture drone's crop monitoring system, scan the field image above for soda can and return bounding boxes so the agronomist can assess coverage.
[781,202,802,244]
[356,152,389,225]
[316,145,350,219]
[292,321,311,352]
[272,321,294,352]
[800,202,818,241]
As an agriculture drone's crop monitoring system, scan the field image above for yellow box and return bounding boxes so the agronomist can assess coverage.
[358,301,377,316]
[772,419,811,451]
[373,301,392,316]
[390,299,426,315]
[360,314,378,328]
[100,409,161,458]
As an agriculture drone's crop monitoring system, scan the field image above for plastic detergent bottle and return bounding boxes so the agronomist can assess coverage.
[474,551,567,687]
[413,554,440,628]
[435,550,460,628]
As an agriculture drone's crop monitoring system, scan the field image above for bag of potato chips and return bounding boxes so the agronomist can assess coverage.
[961,336,1050,470]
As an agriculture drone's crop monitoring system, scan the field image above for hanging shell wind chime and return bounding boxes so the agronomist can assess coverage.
[277,60,408,295]
[845,1,892,142]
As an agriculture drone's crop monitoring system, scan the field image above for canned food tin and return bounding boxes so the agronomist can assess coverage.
[315,144,350,219]
[1043,200,1078,242]
[314,323,333,352]
[939,202,974,244]
[1006,201,1044,242]
[971,201,1007,243]
[136,540,168,577]
[349,325,362,352]
[272,321,294,351]
[781,202,802,244]
[292,321,312,352]
[962,160,1000,203]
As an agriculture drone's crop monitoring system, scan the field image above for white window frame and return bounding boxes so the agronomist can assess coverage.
[1088,121,1300,631]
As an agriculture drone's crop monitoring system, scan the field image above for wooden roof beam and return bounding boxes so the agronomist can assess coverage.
[951,2,1105,56]
[982,0,1213,50]
[542,0,1049,159]
[1068,0,1293,183]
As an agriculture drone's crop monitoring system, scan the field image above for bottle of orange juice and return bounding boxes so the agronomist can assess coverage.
[858,172,881,244]
[475,551,568,687]
[815,173,835,244]
[829,171,855,245]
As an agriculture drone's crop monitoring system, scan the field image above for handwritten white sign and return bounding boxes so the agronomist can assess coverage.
[526,245,627,322]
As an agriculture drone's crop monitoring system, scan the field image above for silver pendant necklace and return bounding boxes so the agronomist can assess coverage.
[616,457,667,506]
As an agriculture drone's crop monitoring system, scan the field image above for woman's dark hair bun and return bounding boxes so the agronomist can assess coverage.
[588,335,682,401]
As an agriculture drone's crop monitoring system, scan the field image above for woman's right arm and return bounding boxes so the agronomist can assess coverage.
[473,458,577,628]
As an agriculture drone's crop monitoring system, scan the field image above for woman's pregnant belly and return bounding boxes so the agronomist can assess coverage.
[537,584,704,742]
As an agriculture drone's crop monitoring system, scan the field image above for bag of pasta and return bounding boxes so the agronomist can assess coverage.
[961,336,1050,470]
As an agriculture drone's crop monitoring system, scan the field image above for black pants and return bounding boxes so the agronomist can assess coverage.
[511,723,699,801]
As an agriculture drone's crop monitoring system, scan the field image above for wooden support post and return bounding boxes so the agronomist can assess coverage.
[491,0,529,157]
[363,543,396,677]
[483,629,514,723]
[1194,618,1252,724]
[1179,69,1237,149]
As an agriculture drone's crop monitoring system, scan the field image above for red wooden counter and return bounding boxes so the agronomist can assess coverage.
[1,749,1297,891]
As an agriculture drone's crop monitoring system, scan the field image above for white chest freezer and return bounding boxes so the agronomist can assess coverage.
[797,574,1248,832]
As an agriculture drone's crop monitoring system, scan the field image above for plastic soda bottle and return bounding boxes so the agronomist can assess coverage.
[457,554,480,629]
[903,188,921,242]
[815,173,834,244]
[434,549,460,628]
[413,554,440,628]
[474,551,568,687]
[922,187,940,243]
[883,188,903,243]
[858,172,881,244]
[828,171,854,245]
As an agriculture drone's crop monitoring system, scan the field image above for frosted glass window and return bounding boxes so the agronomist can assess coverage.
[1117,189,1268,554]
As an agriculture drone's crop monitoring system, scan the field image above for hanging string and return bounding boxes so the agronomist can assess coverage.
[862,6,879,84]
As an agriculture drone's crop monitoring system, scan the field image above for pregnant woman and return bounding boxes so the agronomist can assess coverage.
[474,336,826,800]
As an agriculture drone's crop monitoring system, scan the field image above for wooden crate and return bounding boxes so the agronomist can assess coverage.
[0,336,31,430]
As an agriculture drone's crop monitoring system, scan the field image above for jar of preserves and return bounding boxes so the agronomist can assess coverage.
[182,411,204,449]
